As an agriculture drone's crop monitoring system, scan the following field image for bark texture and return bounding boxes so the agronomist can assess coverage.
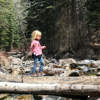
[0,82,100,96]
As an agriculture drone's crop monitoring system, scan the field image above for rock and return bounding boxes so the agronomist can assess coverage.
[12,58,22,65]
[47,63,54,68]
[0,94,9,99]
[7,56,13,62]
[53,64,62,68]
[77,65,89,72]
[88,96,100,100]
[0,65,7,73]
[13,94,33,100]
[21,56,25,61]
[7,56,23,65]
[60,70,80,77]
[44,58,50,65]
[77,60,95,67]
[96,72,100,76]
[65,65,71,70]
[62,63,70,69]
[92,60,100,67]
[11,69,20,75]
[58,58,77,66]
[51,59,58,64]
[0,56,9,66]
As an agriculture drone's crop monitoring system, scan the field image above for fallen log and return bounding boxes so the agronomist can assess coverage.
[0,82,100,96]
[0,73,100,96]
[90,43,100,48]
[0,73,99,85]
[0,73,22,83]
[43,68,64,75]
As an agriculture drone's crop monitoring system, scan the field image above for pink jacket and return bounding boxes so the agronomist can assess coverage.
[30,40,44,56]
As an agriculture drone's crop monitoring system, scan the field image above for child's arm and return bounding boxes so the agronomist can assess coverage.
[32,44,35,47]
[30,42,36,49]
[31,43,36,49]
[41,46,46,49]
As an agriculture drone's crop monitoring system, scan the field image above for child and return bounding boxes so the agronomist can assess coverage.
[30,30,46,77]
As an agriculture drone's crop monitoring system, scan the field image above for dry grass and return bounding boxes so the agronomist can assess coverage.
[0,49,9,66]
[0,48,7,57]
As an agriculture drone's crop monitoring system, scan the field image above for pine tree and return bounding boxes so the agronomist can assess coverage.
[0,0,20,50]
[85,0,100,31]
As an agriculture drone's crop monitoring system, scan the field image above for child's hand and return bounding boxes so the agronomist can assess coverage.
[43,46,46,49]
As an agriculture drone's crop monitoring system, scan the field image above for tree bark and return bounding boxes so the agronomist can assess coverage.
[0,73,100,96]
[0,73,99,84]
[0,82,100,96]
[43,67,64,75]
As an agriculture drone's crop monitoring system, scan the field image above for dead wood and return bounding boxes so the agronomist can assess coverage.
[90,43,100,48]
[43,68,64,75]
[0,73,99,85]
[0,82,100,96]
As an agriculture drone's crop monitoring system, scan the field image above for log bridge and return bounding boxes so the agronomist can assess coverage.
[0,73,100,97]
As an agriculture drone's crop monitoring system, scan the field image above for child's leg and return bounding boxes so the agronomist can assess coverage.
[39,56,45,72]
[32,57,38,73]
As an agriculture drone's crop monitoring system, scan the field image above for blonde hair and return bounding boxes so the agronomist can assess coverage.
[31,30,42,41]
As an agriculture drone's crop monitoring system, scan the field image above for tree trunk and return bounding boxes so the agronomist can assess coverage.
[0,73,99,84]
[0,82,100,96]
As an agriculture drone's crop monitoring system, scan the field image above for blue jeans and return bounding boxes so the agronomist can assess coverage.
[32,55,45,73]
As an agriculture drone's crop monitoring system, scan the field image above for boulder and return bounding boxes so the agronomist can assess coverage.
[77,60,95,67]
[0,56,9,66]
[92,60,100,67]
[58,58,77,66]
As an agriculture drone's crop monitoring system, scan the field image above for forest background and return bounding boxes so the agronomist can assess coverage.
[0,0,100,59]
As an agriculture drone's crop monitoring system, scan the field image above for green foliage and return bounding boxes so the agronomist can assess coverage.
[0,31,9,48]
[85,0,100,31]
[0,0,5,4]
[0,0,20,50]
[25,0,66,54]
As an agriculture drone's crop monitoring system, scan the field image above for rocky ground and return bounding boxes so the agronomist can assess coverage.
[0,50,100,77]
[1,50,100,100]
